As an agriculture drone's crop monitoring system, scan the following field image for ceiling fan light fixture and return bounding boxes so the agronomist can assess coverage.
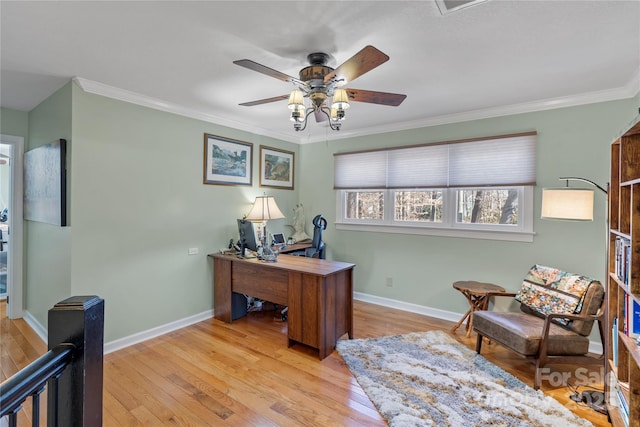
[287,90,305,111]
[331,89,350,110]
[290,108,306,123]
[331,107,345,122]
[234,45,406,133]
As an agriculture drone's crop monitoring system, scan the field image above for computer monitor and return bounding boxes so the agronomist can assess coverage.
[237,219,258,251]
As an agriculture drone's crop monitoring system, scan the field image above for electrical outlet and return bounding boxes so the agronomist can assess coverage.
[188,247,199,255]
[386,277,393,287]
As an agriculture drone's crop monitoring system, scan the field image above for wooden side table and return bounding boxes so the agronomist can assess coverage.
[451,281,506,337]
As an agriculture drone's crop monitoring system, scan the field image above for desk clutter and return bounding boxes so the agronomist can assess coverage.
[220,241,315,262]
[231,293,288,321]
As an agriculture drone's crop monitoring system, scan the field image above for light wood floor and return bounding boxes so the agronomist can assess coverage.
[1,300,610,426]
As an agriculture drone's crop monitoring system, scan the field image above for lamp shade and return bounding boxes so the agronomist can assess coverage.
[288,90,305,111]
[331,89,350,110]
[541,188,594,221]
[245,196,286,221]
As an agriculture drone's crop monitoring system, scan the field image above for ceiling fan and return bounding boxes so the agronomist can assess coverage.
[233,45,407,131]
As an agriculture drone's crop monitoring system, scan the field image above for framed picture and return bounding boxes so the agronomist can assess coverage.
[260,146,294,189]
[203,134,253,186]
[272,233,286,244]
[24,139,67,226]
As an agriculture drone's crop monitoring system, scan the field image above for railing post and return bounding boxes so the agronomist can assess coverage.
[47,296,104,426]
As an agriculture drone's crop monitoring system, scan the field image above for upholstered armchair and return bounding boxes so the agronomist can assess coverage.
[473,265,605,389]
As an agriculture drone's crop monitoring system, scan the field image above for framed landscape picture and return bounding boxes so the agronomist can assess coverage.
[260,146,294,189]
[203,134,253,186]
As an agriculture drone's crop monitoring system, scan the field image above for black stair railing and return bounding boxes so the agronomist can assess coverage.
[0,295,104,426]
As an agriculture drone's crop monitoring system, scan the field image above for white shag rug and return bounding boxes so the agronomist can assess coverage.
[336,330,593,427]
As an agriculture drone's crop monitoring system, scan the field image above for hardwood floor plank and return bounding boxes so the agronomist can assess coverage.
[1,300,610,426]
[129,405,165,426]
[102,392,143,426]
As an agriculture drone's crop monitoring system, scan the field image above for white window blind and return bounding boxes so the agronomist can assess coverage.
[333,151,387,189]
[334,132,536,189]
[387,145,449,188]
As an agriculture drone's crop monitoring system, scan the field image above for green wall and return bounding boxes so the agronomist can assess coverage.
[1,108,29,138]
[69,83,299,341]
[24,83,73,327]
[299,97,640,317]
[16,78,640,345]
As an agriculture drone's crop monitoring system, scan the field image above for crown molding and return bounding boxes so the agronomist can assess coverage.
[303,67,640,144]
[72,77,300,143]
[74,69,640,145]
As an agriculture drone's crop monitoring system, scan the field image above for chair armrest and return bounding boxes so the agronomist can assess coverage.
[538,310,606,360]
[485,291,517,299]
[544,311,604,322]
[480,292,517,310]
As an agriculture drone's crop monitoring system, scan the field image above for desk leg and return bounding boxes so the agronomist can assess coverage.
[347,269,353,340]
[213,257,232,323]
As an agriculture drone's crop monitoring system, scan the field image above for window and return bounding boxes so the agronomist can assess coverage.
[334,132,536,242]
[394,191,443,223]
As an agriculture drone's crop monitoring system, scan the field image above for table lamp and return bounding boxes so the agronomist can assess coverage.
[244,195,286,247]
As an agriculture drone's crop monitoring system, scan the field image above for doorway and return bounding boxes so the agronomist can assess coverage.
[0,134,24,319]
[0,144,8,299]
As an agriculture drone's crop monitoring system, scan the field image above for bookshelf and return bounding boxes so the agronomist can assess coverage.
[607,114,640,427]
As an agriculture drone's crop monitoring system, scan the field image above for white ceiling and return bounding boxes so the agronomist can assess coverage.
[1,1,639,144]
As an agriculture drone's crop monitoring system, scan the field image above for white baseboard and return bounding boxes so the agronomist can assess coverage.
[23,310,48,344]
[23,294,603,357]
[354,291,462,324]
[353,291,603,355]
[104,309,214,354]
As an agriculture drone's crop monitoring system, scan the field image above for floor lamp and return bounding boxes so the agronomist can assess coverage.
[541,176,609,413]
[541,177,608,221]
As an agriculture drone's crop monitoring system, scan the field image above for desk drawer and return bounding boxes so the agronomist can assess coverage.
[232,262,288,306]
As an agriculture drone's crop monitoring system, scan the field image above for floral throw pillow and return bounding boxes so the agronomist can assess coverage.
[515,264,595,324]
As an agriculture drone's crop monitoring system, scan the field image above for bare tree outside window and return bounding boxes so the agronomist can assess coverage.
[394,191,443,222]
[457,189,518,225]
[346,191,384,220]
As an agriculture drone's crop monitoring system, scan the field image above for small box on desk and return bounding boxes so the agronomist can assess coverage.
[232,292,248,320]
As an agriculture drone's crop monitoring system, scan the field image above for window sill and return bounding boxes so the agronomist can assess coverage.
[335,222,535,242]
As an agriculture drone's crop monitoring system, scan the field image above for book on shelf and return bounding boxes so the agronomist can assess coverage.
[615,236,631,287]
[615,377,630,426]
[626,295,640,339]
[613,317,619,365]
[625,294,640,339]
[610,372,630,427]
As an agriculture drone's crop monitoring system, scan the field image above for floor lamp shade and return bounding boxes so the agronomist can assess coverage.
[541,188,594,221]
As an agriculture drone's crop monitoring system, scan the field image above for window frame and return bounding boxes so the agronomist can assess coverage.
[336,186,534,242]
[333,131,537,242]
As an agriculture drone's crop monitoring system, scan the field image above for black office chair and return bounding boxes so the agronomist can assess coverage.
[304,215,327,259]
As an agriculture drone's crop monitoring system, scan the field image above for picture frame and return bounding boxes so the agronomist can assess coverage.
[24,139,67,226]
[260,145,294,189]
[203,134,253,186]
[272,232,286,245]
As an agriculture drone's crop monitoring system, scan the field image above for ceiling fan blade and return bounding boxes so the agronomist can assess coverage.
[239,94,289,107]
[344,89,407,106]
[233,59,304,85]
[324,46,390,86]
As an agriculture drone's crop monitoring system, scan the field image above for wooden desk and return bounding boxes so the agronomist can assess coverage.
[210,253,355,359]
[275,242,312,254]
